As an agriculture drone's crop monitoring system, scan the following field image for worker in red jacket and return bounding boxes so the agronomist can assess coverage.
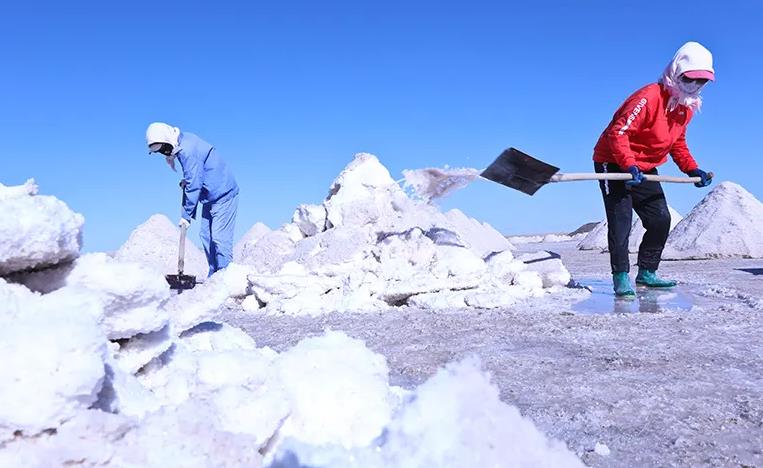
[593,41,714,297]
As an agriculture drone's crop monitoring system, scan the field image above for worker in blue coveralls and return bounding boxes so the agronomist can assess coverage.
[146,122,239,277]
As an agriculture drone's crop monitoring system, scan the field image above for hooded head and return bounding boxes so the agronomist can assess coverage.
[659,42,715,112]
[146,122,181,170]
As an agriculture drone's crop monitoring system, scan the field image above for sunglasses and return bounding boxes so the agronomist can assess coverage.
[679,75,709,85]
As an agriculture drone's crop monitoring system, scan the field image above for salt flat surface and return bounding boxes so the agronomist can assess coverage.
[224,241,763,467]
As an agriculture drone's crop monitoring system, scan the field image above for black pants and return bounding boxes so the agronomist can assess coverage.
[594,162,671,273]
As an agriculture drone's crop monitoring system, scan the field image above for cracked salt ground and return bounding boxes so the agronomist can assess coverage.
[571,278,694,314]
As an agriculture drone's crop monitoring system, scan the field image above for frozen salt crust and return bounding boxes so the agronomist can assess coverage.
[0,161,584,466]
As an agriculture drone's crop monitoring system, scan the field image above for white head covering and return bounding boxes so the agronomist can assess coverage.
[145,122,181,171]
[659,42,715,112]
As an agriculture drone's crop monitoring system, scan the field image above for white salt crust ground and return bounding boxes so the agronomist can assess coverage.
[225,240,763,468]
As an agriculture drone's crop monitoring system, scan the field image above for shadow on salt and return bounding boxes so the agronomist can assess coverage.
[571,279,694,314]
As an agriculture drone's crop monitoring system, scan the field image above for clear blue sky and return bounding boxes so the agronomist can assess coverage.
[2,1,761,252]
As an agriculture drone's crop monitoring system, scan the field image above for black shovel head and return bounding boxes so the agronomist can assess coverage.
[481,147,560,195]
[165,273,197,292]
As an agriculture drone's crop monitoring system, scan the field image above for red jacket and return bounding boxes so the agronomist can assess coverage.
[593,83,699,173]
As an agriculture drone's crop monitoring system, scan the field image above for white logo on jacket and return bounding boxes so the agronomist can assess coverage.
[618,98,648,135]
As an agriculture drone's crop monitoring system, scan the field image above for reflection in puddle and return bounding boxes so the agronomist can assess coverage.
[572,279,694,314]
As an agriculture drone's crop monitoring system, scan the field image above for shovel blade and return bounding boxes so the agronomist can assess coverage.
[481,147,560,195]
[165,273,197,291]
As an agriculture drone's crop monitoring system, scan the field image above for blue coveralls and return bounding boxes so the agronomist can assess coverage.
[176,132,239,277]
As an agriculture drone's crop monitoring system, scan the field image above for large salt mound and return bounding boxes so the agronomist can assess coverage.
[663,182,763,259]
[0,180,83,275]
[231,154,547,316]
[233,222,271,263]
[577,206,683,253]
[115,214,208,279]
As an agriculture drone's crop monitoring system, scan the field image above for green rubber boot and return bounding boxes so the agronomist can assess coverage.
[635,269,677,288]
[613,272,635,298]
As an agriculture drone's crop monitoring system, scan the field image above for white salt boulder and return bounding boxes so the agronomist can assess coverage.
[516,251,572,288]
[179,322,257,352]
[136,327,287,445]
[292,204,327,237]
[233,222,271,263]
[0,308,107,440]
[163,273,231,333]
[275,331,394,448]
[110,402,264,467]
[115,214,208,279]
[367,357,583,467]
[324,153,408,229]
[0,184,83,275]
[113,326,174,374]
[45,253,170,340]
[95,355,162,419]
[0,278,38,318]
[238,229,296,272]
[0,411,134,468]
[663,182,763,259]
[286,226,373,276]
[275,358,583,467]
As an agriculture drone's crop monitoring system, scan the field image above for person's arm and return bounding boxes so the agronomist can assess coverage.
[602,87,654,169]
[669,128,699,173]
[180,153,203,222]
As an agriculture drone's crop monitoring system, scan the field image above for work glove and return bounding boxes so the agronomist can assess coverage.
[625,165,644,186]
[687,168,712,188]
[178,218,191,229]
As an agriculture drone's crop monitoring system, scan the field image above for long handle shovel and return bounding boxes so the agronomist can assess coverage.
[165,181,197,292]
[481,147,713,195]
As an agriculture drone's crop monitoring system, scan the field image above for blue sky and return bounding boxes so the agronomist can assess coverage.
[2,1,761,252]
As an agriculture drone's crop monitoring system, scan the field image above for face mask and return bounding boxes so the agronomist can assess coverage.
[149,142,174,156]
[677,75,707,95]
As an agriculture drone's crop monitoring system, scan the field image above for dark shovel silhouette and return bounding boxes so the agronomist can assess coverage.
[165,181,197,292]
[481,147,713,195]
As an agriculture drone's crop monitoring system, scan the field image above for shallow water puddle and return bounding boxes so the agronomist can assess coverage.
[572,278,694,314]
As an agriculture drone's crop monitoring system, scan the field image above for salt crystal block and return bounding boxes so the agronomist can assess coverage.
[0,308,107,439]
[0,193,83,275]
[292,204,327,237]
[275,330,393,448]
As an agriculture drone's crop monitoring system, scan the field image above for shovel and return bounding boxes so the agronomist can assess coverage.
[165,181,197,292]
[481,147,713,196]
